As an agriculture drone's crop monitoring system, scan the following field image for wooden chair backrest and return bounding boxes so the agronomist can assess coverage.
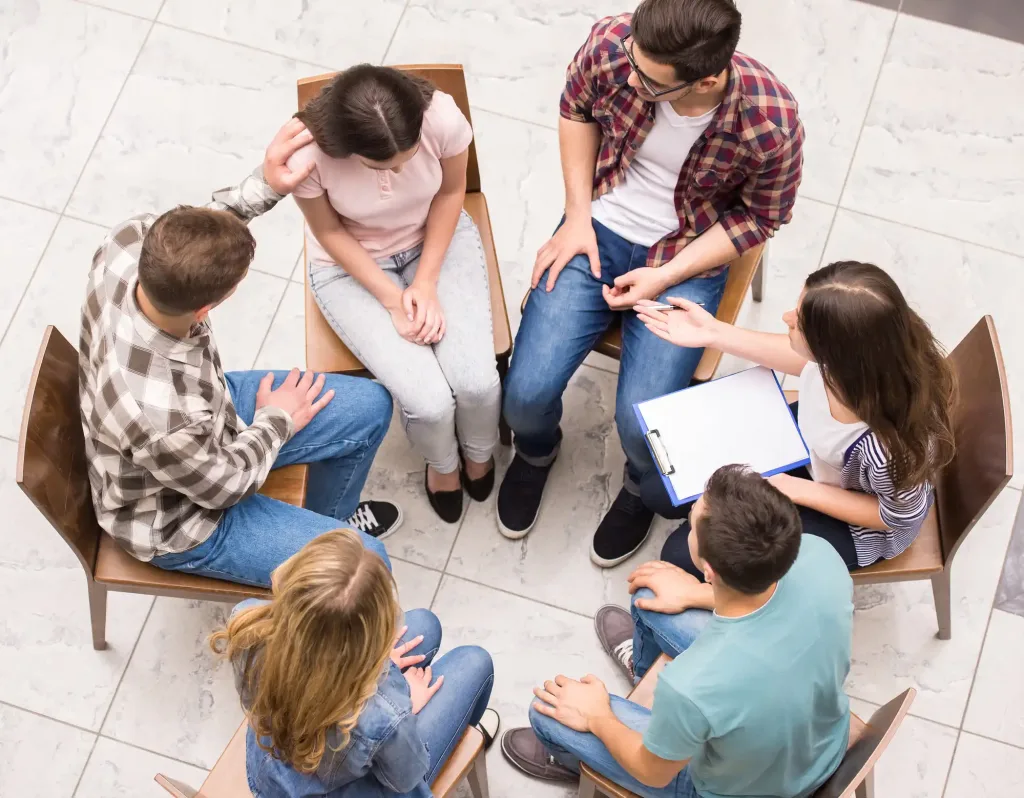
[296,64,480,193]
[812,689,915,798]
[16,326,101,575]
[936,316,1013,565]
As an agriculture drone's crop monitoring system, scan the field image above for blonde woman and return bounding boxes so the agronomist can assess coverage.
[212,530,497,797]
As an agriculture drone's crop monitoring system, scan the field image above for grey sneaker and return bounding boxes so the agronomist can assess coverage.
[595,604,635,680]
[500,728,577,783]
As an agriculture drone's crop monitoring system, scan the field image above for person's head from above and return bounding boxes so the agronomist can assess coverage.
[782,260,958,490]
[210,529,398,772]
[296,64,435,173]
[137,206,255,326]
[687,464,802,597]
[626,0,742,104]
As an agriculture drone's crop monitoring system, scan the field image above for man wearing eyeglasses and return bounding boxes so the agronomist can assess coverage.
[498,0,804,567]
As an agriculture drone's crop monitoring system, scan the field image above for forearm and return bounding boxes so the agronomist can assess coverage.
[315,227,404,310]
[590,714,681,789]
[788,479,886,530]
[559,117,600,221]
[414,187,465,286]
[660,223,739,284]
[706,321,807,377]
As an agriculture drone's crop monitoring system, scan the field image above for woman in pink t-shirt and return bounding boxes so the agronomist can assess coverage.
[287,65,499,524]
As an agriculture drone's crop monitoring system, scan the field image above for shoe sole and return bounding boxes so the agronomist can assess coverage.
[500,733,577,783]
[588,519,653,568]
[372,505,404,542]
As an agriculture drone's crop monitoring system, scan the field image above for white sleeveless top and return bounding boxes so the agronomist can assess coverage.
[797,363,869,486]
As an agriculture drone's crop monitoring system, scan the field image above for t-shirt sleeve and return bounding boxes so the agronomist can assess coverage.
[642,678,711,762]
[287,142,324,198]
[430,91,474,159]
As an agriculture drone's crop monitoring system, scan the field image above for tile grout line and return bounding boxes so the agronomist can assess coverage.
[379,0,412,64]
[70,594,159,797]
[0,698,99,737]
[248,267,297,370]
[0,9,160,355]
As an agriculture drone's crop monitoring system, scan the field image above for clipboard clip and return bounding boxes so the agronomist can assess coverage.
[645,429,676,476]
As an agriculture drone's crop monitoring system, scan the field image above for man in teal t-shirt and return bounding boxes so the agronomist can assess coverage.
[501,465,854,798]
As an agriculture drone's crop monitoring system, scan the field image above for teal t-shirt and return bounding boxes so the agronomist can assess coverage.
[643,535,853,798]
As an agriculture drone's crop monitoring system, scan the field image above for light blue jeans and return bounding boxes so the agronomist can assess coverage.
[529,591,712,798]
[151,370,394,587]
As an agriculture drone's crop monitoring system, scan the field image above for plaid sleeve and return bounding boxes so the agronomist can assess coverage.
[206,166,285,223]
[132,407,294,511]
[559,20,606,122]
[720,119,804,253]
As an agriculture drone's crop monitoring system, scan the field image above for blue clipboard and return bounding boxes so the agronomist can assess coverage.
[634,368,811,507]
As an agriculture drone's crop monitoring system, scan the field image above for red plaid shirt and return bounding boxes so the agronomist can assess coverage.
[560,14,804,274]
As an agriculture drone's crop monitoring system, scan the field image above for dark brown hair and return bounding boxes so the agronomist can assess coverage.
[632,0,742,83]
[695,465,802,594]
[297,64,435,161]
[800,261,957,491]
[138,207,255,315]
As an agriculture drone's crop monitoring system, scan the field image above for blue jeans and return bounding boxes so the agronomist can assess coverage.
[503,219,728,497]
[398,610,495,788]
[151,370,394,587]
[530,700,700,798]
[529,591,712,798]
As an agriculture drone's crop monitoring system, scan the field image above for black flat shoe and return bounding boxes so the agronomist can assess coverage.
[461,457,496,502]
[425,467,463,523]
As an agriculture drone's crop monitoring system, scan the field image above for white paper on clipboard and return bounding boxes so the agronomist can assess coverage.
[634,366,810,505]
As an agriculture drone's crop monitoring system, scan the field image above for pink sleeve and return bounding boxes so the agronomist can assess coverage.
[287,143,324,199]
[431,92,474,159]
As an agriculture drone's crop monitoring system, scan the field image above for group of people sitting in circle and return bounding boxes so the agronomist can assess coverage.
[78,0,959,795]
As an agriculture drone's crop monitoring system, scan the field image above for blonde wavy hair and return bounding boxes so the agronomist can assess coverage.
[210,529,398,773]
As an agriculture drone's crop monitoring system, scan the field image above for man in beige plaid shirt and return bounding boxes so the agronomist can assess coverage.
[80,120,401,588]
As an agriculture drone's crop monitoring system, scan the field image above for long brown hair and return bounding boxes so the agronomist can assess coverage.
[210,530,398,773]
[799,261,957,491]
[297,64,435,161]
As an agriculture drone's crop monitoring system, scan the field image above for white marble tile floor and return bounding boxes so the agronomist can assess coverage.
[2,1,1022,796]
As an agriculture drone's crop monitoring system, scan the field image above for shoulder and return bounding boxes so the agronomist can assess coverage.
[286,139,323,172]
[589,13,632,48]
[730,53,802,151]
[424,91,469,133]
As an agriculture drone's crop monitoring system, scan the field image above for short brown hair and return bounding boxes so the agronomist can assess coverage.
[297,64,435,162]
[632,0,742,83]
[695,465,802,594]
[138,206,255,315]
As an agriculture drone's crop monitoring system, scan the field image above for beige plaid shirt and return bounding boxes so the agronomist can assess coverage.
[80,167,295,561]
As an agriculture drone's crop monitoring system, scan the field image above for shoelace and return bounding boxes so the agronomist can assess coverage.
[612,639,634,677]
[345,503,379,532]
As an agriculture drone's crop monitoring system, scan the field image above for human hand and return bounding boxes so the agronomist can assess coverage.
[402,283,446,345]
[388,306,425,345]
[390,626,427,671]
[263,118,315,195]
[404,666,444,714]
[628,561,705,614]
[532,674,612,733]
[634,297,720,348]
[602,267,666,310]
[255,369,335,433]
[533,217,601,292]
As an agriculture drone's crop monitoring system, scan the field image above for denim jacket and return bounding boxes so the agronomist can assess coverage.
[231,600,432,798]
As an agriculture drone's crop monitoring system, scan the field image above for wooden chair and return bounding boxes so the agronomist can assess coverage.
[16,327,310,651]
[522,241,765,384]
[297,64,514,444]
[579,655,915,798]
[155,721,490,798]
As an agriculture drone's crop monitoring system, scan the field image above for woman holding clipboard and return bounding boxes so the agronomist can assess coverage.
[635,260,957,574]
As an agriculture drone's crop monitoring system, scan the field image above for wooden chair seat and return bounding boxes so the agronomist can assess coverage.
[851,505,942,583]
[156,721,488,798]
[522,242,765,383]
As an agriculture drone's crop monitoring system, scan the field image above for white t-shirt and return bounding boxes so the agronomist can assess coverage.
[591,101,718,247]
[797,363,869,486]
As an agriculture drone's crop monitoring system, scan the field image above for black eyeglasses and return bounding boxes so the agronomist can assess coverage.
[621,36,693,98]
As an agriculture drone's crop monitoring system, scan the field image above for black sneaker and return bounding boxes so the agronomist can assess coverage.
[496,455,553,540]
[590,488,654,568]
[345,501,403,540]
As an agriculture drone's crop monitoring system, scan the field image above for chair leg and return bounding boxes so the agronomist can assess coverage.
[578,775,598,798]
[855,769,875,798]
[88,579,108,651]
[496,352,512,447]
[931,569,952,640]
[751,256,765,303]
[466,751,490,798]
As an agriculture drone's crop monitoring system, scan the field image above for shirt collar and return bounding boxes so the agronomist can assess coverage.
[129,277,212,365]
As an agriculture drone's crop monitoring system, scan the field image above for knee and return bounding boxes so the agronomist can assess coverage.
[402,387,456,429]
[528,703,559,744]
[353,379,394,440]
[503,370,554,430]
[403,608,442,653]
[451,369,500,409]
